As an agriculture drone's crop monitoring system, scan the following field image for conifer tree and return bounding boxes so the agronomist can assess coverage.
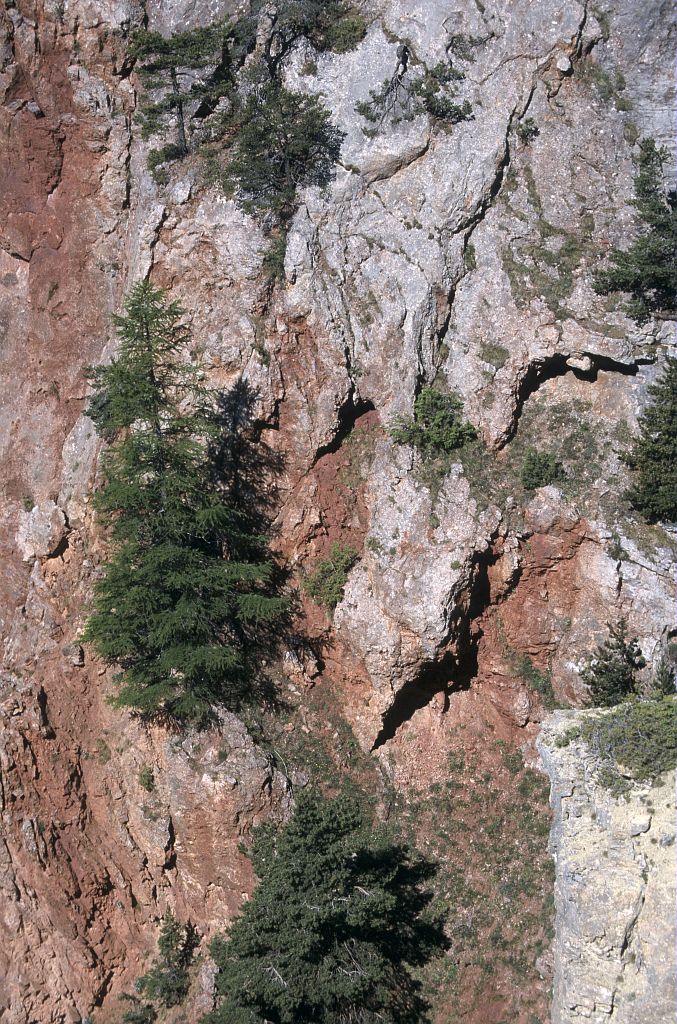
[581,618,646,707]
[653,650,676,697]
[83,282,287,723]
[218,70,344,222]
[231,0,367,76]
[593,138,677,322]
[120,910,197,1022]
[623,356,677,523]
[203,790,445,1024]
[130,23,229,174]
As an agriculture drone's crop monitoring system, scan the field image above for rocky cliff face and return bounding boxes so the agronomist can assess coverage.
[539,714,676,1024]
[0,0,674,1021]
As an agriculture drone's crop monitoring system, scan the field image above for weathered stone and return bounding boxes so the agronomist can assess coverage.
[0,0,674,1018]
[539,713,676,1024]
[16,501,67,561]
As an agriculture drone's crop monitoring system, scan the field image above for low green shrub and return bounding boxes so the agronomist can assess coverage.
[303,542,358,609]
[559,699,677,793]
[516,117,539,144]
[147,143,187,184]
[138,765,155,792]
[511,652,560,710]
[520,448,563,490]
[319,13,367,52]
[391,387,476,459]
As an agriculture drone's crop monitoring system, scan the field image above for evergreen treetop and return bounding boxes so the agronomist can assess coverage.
[593,138,677,322]
[581,618,646,707]
[204,790,445,1024]
[623,356,677,523]
[83,282,287,723]
[130,24,229,156]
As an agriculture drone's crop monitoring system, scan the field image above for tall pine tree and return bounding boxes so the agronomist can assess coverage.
[83,282,286,723]
[623,356,677,523]
[204,790,445,1024]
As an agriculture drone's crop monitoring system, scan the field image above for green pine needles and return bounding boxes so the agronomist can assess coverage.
[520,447,563,491]
[391,386,476,459]
[120,910,197,1022]
[129,4,367,276]
[130,2,363,216]
[581,618,646,707]
[623,356,677,523]
[204,790,445,1024]
[83,282,287,723]
[130,23,230,182]
[216,70,344,223]
[593,138,677,323]
[355,38,475,134]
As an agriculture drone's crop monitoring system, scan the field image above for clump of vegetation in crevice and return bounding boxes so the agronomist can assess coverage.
[120,911,198,1022]
[520,447,564,491]
[576,56,631,111]
[593,138,677,324]
[391,386,477,504]
[392,386,477,458]
[205,789,446,1024]
[303,542,359,610]
[513,655,560,710]
[515,116,539,144]
[138,764,155,792]
[355,36,475,134]
[130,2,366,272]
[622,357,677,524]
[556,698,677,796]
[479,340,509,370]
[494,615,565,710]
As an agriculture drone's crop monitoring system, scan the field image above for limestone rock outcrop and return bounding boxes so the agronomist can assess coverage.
[539,713,676,1024]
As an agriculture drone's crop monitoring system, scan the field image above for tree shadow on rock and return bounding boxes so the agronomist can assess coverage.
[208,378,295,711]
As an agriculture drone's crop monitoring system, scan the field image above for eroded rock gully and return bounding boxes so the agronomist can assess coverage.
[0,0,675,1021]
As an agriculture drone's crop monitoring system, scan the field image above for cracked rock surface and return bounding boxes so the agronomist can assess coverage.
[539,714,676,1024]
[0,0,675,1019]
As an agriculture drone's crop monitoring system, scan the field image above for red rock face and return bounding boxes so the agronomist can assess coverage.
[0,1,674,1022]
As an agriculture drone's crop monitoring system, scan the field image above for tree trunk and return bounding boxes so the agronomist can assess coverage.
[171,66,188,155]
